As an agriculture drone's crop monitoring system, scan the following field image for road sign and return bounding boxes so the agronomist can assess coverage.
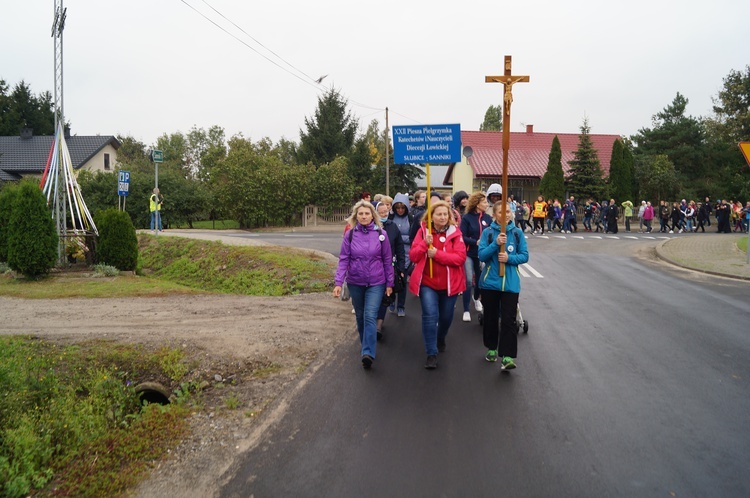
[151,149,163,163]
[118,170,130,196]
[740,142,750,168]
[392,124,461,164]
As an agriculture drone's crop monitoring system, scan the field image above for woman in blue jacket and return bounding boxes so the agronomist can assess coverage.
[478,201,529,371]
[459,192,491,322]
[333,200,394,369]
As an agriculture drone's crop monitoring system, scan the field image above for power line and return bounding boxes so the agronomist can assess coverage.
[179,1,427,133]
[178,0,320,92]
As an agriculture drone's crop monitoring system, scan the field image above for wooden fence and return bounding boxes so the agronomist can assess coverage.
[303,205,350,227]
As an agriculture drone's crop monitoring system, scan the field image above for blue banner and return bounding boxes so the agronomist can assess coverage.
[392,124,461,164]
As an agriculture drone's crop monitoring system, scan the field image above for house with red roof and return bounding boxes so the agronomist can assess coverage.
[445,125,621,202]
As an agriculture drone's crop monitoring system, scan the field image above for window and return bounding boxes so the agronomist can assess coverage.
[104,153,110,170]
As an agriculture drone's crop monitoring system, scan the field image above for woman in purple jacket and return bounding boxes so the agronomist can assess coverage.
[333,200,394,369]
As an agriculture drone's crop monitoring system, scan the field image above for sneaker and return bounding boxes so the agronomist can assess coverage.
[669,230,674,234]
[474,298,484,313]
[424,355,438,369]
[463,311,471,322]
[388,303,396,313]
[397,308,405,317]
[678,229,683,233]
[362,355,373,369]
[437,338,446,352]
[501,356,516,370]
[485,350,498,362]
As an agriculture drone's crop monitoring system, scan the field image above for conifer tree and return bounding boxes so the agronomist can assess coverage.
[608,139,633,203]
[567,118,606,201]
[7,182,58,276]
[539,135,565,201]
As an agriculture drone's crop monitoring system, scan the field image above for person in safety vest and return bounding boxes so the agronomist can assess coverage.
[150,187,164,231]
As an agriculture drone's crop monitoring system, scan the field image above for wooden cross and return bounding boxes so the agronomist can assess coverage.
[485,55,529,276]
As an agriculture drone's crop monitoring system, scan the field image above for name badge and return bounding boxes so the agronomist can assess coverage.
[508,245,515,253]
[439,236,446,243]
[379,234,386,242]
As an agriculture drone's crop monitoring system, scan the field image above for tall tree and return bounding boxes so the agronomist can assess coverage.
[710,65,750,143]
[539,135,565,201]
[297,88,358,167]
[0,80,55,136]
[480,104,502,131]
[186,125,227,182]
[567,118,606,201]
[631,93,706,183]
[634,154,680,202]
[608,139,633,202]
[155,132,190,178]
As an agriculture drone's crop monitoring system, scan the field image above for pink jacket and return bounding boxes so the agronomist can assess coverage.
[408,223,467,297]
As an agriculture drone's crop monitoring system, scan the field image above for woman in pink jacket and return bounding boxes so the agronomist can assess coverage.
[642,201,655,233]
[409,201,466,369]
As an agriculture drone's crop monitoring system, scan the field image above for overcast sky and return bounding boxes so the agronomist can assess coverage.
[2,1,748,148]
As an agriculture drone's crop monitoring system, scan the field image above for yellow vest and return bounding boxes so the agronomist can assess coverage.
[150,194,161,212]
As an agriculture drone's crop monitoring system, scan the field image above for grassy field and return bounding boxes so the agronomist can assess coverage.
[0,235,335,497]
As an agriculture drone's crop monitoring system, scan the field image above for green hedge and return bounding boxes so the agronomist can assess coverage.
[94,209,138,271]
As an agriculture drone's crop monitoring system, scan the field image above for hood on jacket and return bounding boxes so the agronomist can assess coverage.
[453,190,469,207]
[392,193,411,214]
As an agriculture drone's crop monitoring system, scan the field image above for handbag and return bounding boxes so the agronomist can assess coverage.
[340,281,350,301]
[391,272,406,295]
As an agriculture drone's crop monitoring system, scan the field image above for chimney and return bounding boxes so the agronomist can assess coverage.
[526,124,534,134]
[20,127,33,140]
[64,125,71,138]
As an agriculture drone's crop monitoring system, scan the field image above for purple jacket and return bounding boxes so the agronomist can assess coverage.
[335,222,394,288]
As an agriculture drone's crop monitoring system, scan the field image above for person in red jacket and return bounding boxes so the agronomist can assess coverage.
[409,200,467,369]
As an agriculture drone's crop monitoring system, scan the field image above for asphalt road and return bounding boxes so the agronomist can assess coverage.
[219,233,750,497]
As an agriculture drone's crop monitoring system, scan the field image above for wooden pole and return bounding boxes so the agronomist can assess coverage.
[426,163,433,277]
[485,55,529,277]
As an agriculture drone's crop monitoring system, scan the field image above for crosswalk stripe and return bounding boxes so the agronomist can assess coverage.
[521,263,544,278]
[606,236,620,239]
[624,236,639,239]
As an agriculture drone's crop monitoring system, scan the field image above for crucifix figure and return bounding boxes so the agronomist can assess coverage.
[485,55,529,276]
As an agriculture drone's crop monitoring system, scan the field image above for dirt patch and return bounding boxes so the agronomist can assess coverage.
[0,290,356,497]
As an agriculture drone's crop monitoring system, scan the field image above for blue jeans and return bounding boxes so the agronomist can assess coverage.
[348,284,384,359]
[462,256,481,312]
[419,285,458,356]
[150,210,162,230]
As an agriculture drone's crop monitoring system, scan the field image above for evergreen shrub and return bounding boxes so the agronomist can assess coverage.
[7,182,58,277]
[0,183,20,262]
[95,208,138,271]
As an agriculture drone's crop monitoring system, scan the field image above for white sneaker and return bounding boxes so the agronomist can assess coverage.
[474,299,484,313]
[669,230,674,234]
[462,311,471,322]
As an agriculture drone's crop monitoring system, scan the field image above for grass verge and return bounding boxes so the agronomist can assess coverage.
[0,336,193,498]
[0,235,334,299]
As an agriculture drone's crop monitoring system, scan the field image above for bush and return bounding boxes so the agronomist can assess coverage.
[95,209,138,271]
[0,183,20,262]
[7,182,58,277]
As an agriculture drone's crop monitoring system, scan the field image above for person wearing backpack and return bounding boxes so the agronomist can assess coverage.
[375,201,405,341]
[460,192,492,322]
[333,201,394,370]
[478,200,529,371]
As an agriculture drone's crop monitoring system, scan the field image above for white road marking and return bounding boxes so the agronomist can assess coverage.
[624,236,639,240]
[284,234,315,238]
[606,236,620,239]
[521,263,544,278]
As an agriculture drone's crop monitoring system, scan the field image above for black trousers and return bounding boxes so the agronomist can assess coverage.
[480,288,519,358]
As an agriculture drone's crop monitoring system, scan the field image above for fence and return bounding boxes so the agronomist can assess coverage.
[303,205,350,227]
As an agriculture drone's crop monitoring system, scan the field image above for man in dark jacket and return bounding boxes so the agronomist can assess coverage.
[606,198,619,233]
[375,202,405,340]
